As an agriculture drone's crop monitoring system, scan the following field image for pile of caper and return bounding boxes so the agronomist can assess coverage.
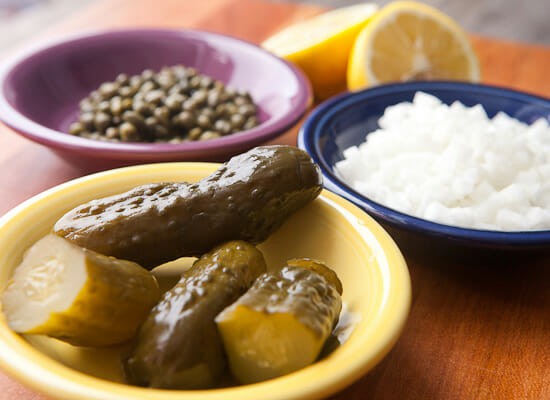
[69,65,259,143]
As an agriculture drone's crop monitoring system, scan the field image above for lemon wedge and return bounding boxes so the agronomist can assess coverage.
[347,1,480,90]
[262,3,378,100]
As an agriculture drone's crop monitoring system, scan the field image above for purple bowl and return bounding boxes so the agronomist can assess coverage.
[0,29,312,168]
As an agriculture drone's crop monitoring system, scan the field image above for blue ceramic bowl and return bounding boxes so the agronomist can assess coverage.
[298,81,550,250]
[0,29,312,169]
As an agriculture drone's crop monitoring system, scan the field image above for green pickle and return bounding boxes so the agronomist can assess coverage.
[123,240,266,389]
[1,234,160,347]
[215,258,343,384]
[53,145,322,269]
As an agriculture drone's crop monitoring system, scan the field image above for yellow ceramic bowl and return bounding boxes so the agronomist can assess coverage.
[0,163,411,400]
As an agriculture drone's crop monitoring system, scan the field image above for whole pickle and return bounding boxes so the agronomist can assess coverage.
[54,145,322,269]
[123,240,266,389]
[215,259,342,384]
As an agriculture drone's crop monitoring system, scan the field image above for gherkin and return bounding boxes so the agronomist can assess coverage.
[123,240,266,389]
[1,234,160,347]
[54,145,322,269]
[215,258,342,384]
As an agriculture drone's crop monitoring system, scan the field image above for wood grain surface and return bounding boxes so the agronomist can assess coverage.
[0,1,549,399]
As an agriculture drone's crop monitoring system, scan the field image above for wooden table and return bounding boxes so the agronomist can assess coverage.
[0,1,549,399]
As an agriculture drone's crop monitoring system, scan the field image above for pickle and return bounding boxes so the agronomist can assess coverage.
[215,259,342,384]
[1,234,160,347]
[54,145,322,269]
[123,240,266,389]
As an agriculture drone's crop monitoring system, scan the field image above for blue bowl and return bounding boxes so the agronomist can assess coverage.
[298,81,550,250]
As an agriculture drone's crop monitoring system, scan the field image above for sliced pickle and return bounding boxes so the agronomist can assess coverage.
[1,234,160,347]
[215,259,342,384]
[123,240,267,389]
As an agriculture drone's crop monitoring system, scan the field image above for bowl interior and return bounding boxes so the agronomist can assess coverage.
[0,163,410,400]
[299,82,550,248]
[2,29,303,137]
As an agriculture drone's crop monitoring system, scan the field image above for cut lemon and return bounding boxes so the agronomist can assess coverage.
[347,1,480,90]
[262,3,378,100]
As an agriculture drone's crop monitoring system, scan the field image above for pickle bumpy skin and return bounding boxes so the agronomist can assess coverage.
[53,145,323,269]
[215,258,343,384]
[1,234,160,347]
[123,240,267,389]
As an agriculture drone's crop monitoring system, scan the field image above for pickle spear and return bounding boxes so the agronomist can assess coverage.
[53,145,322,269]
[123,240,266,389]
[215,259,342,384]
[1,234,160,347]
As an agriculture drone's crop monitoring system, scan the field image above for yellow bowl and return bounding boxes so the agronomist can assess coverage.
[0,163,411,400]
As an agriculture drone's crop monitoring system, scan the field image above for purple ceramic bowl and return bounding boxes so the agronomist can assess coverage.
[0,29,312,168]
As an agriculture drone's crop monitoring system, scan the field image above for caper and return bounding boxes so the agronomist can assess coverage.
[200,76,213,88]
[122,111,146,130]
[115,73,129,85]
[79,98,94,112]
[207,91,221,107]
[145,116,158,129]
[99,82,119,99]
[141,69,155,80]
[94,112,111,132]
[154,106,170,125]
[225,88,237,99]
[89,90,102,102]
[199,130,221,140]
[157,74,175,90]
[225,103,238,116]
[119,85,136,98]
[238,104,256,117]
[98,100,111,113]
[174,111,195,129]
[153,124,170,138]
[172,65,187,78]
[196,114,211,129]
[234,96,247,106]
[188,127,202,140]
[165,93,185,111]
[192,90,207,105]
[105,126,120,139]
[201,107,215,119]
[133,101,152,116]
[243,116,258,130]
[129,75,142,89]
[145,90,165,105]
[214,119,232,135]
[119,122,138,141]
[139,80,157,94]
[189,76,201,89]
[230,114,245,129]
[71,64,258,143]
[215,103,227,117]
[110,96,123,115]
[79,112,95,129]
[69,121,84,135]
[183,99,199,112]
[121,98,133,112]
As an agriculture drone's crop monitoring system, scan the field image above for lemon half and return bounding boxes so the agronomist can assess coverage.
[347,1,480,90]
[262,3,378,100]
